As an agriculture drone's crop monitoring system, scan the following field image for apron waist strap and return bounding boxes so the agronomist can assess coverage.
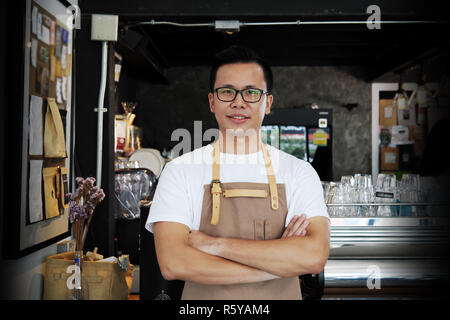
[223,189,268,198]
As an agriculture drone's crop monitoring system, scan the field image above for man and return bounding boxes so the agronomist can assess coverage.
[146,46,330,300]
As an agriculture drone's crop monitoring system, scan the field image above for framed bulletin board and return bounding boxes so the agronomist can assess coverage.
[3,0,76,258]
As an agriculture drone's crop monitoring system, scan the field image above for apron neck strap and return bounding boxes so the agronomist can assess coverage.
[261,143,279,210]
[211,141,279,211]
[212,141,221,181]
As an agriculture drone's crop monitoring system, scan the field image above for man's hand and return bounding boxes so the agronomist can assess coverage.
[281,214,309,238]
[189,214,310,255]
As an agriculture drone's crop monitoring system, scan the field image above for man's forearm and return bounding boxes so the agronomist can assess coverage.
[213,236,324,277]
[198,217,330,277]
[154,222,279,285]
[165,245,280,285]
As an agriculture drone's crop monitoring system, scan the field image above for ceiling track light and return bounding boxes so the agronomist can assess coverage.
[125,19,447,33]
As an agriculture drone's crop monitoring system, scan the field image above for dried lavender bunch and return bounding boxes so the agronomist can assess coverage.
[67,177,105,251]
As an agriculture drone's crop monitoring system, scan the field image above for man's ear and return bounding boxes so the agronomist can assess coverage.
[208,92,215,113]
[265,94,273,115]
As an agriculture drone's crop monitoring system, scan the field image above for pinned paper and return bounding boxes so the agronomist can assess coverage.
[62,28,69,44]
[64,54,71,77]
[56,78,62,103]
[50,20,55,45]
[114,63,122,82]
[50,56,56,81]
[384,152,397,164]
[55,25,62,57]
[397,96,406,110]
[391,125,411,145]
[38,45,50,64]
[384,106,393,118]
[61,45,67,70]
[37,12,42,40]
[40,26,50,45]
[31,38,37,68]
[379,99,397,126]
[31,6,38,35]
[62,77,67,101]
[398,107,416,126]
[55,59,62,77]
[29,95,44,155]
[43,14,51,28]
[29,160,44,224]
[417,87,427,104]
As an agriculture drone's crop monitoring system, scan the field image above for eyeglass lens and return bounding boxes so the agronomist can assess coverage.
[217,88,263,102]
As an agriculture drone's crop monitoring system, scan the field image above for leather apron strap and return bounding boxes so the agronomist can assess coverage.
[261,143,279,211]
[223,189,267,198]
[210,142,279,225]
[210,141,222,225]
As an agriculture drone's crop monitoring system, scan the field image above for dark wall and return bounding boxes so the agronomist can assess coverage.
[0,0,7,267]
[74,14,115,257]
[1,0,26,261]
[133,66,216,152]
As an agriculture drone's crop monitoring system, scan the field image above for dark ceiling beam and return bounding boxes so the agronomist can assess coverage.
[77,0,449,83]
[365,46,447,82]
[80,0,450,20]
[135,26,171,68]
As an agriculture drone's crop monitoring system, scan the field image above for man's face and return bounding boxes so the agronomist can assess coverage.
[208,62,273,136]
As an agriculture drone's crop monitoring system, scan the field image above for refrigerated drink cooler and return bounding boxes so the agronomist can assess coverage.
[262,108,333,181]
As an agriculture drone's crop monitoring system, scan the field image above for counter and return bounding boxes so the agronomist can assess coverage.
[324,216,450,299]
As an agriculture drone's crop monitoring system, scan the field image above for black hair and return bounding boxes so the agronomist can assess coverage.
[209,45,273,93]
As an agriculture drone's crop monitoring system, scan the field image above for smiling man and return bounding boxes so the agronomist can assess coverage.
[146,46,330,300]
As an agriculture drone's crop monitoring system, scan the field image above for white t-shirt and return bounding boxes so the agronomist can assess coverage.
[145,144,329,233]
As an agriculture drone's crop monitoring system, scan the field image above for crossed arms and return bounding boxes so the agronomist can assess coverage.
[153,214,330,286]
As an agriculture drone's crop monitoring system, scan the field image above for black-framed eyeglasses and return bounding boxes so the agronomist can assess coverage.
[214,87,270,103]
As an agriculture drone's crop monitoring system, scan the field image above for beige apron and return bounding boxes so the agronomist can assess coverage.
[182,142,302,300]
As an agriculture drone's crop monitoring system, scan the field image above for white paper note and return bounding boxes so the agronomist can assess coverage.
[62,77,67,101]
[31,38,37,68]
[418,88,427,104]
[391,125,410,145]
[41,26,50,45]
[37,12,42,40]
[50,20,56,45]
[31,6,38,35]
[397,97,406,110]
[29,95,43,155]
[56,78,62,103]
[385,152,397,164]
[61,45,67,70]
[29,160,43,224]
[384,106,392,118]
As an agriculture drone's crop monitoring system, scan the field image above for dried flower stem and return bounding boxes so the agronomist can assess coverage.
[67,177,105,253]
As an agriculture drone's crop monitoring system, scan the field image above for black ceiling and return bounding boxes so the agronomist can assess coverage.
[81,0,450,83]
